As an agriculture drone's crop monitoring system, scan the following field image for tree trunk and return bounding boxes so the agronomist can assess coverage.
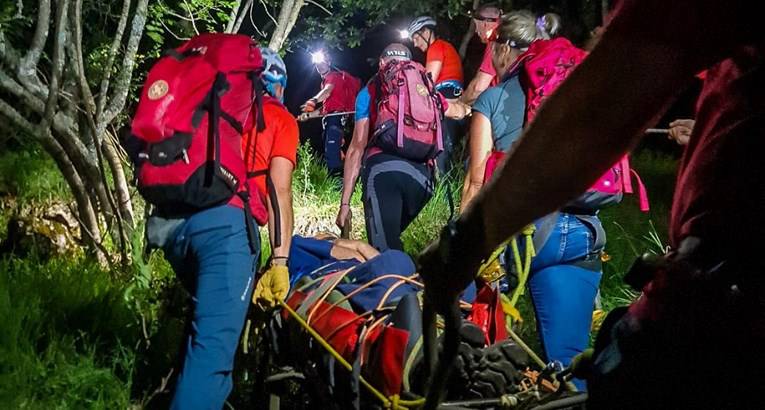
[268,0,305,51]
[225,0,244,33]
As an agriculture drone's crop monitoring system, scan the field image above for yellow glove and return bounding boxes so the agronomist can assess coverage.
[252,264,290,309]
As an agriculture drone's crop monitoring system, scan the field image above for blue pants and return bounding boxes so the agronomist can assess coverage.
[323,115,345,176]
[526,213,603,390]
[162,205,260,410]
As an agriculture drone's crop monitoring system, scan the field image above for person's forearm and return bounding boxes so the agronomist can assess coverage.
[461,72,492,105]
[312,84,333,104]
[461,113,492,211]
[341,120,369,205]
[269,187,293,259]
[341,146,363,205]
[461,183,482,212]
[460,32,698,257]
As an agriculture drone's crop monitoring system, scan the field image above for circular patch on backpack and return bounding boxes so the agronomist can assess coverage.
[148,80,169,100]
[416,83,429,97]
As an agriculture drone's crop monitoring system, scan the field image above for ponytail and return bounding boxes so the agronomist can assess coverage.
[535,13,562,40]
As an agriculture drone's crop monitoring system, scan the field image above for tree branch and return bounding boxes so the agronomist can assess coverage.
[95,0,131,124]
[0,31,22,78]
[225,0,243,33]
[103,0,149,126]
[232,0,254,35]
[18,0,51,97]
[259,0,278,28]
[14,0,24,19]
[248,0,266,38]
[181,0,200,35]
[70,0,97,117]
[305,0,331,16]
[268,0,304,51]
[0,68,77,137]
[40,0,70,131]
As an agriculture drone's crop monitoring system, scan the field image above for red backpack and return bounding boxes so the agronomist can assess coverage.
[485,38,649,212]
[131,34,269,241]
[369,60,443,162]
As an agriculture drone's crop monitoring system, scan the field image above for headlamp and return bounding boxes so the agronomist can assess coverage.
[311,50,326,65]
[399,29,410,40]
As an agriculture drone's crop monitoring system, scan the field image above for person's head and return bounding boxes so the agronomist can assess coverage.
[407,16,437,53]
[379,43,412,68]
[260,47,287,102]
[473,3,503,43]
[491,11,562,74]
[311,50,331,76]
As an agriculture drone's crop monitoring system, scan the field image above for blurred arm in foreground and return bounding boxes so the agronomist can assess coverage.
[418,0,748,312]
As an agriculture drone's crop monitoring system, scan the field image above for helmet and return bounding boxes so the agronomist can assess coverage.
[260,47,287,101]
[407,16,437,37]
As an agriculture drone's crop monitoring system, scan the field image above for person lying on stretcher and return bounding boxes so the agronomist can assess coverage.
[264,235,541,404]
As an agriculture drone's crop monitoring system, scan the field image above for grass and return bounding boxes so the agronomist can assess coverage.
[0,256,137,409]
[0,143,678,406]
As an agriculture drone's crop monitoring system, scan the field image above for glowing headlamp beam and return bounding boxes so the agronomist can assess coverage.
[399,29,410,40]
[311,50,326,65]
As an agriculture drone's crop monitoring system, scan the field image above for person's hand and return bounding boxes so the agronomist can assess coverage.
[336,203,351,230]
[252,264,290,309]
[300,98,318,113]
[668,119,694,146]
[449,101,471,120]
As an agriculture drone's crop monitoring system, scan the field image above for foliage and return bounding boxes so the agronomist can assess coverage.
[0,256,137,409]
[295,0,471,50]
[0,148,70,203]
[146,0,240,57]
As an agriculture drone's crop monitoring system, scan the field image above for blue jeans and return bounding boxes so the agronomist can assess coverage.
[162,205,260,410]
[523,213,603,390]
[323,115,345,176]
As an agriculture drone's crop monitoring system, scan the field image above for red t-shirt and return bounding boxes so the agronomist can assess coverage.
[426,39,464,85]
[242,101,299,197]
[479,42,499,87]
[322,70,361,114]
[610,0,762,266]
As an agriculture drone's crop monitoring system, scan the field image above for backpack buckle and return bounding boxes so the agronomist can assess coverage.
[181,149,190,164]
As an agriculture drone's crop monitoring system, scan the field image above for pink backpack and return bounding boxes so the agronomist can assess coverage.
[496,38,649,212]
[130,34,269,230]
[369,60,443,162]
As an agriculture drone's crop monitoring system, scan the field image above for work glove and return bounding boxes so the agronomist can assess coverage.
[252,264,290,310]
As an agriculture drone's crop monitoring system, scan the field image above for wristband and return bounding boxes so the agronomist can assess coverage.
[271,256,289,266]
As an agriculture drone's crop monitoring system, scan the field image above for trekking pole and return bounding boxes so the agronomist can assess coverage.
[645,128,670,134]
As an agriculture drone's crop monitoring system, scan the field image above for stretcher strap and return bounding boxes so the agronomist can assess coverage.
[278,299,426,409]
[509,225,537,307]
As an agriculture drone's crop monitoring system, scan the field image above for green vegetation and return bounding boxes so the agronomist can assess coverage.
[0,146,678,407]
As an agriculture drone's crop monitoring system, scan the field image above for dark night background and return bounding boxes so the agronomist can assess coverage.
[240,1,701,156]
